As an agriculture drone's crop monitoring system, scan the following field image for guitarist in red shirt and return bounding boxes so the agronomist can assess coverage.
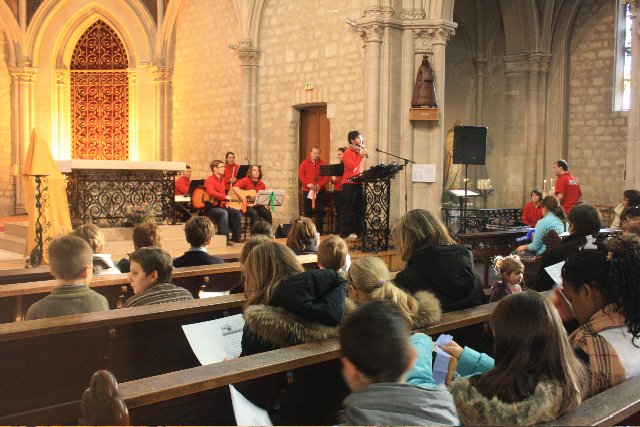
[203,160,242,244]
[235,164,273,226]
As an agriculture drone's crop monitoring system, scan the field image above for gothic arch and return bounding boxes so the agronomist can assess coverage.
[157,0,185,65]
[498,0,541,54]
[0,2,22,65]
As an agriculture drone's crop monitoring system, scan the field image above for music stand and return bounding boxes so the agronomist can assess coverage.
[255,190,285,208]
[319,164,344,177]
[448,188,480,234]
[235,165,250,180]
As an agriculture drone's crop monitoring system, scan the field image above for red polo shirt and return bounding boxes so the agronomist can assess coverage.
[555,171,582,214]
[298,159,330,191]
[175,175,190,195]
[204,173,228,206]
[341,145,366,184]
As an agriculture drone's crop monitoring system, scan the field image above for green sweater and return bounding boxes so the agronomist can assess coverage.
[25,284,109,320]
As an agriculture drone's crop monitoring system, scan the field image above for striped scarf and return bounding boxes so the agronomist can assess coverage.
[569,304,627,397]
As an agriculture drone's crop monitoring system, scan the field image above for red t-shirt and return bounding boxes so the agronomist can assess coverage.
[175,175,190,195]
[521,201,543,227]
[341,145,366,185]
[555,172,582,214]
[204,173,227,206]
[235,177,266,192]
[223,164,240,191]
[298,159,330,191]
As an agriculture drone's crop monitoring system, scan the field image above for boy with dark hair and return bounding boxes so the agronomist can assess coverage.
[117,222,163,273]
[339,300,459,426]
[124,247,193,307]
[250,218,273,237]
[25,235,109,320]
[173,216,224,267]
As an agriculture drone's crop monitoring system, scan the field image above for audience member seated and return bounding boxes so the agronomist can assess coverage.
[25,235,109,320]
[620,205,640,236]
[611,189,640,228]
[73,223,121,275]
[234,164,273,226]
[250,218,273,238]
[238,240,347,424]
[516,195,567,256]
[117,222,163,273]
[521,189,544,227]
[229,235,272,295]
[338,300,459,426]
[286,216,319,255]
[173,216,224,268]
[534,202,601,291]
[317,234,349,271]
[392,209,485,312]
[553,237,640,397]
[123,247,193,307]
[442,291,588,425]
[489,255,527,303]
[347,255,441,330]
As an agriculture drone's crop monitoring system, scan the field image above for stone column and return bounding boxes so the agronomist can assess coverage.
[525,53,541,194]
[127,70,138,160]
[10,66,37,213]
[473,57,487,124]
[359,23,384,165]
[55,70,68,159]
[626,1,640,189]
[538,54,552,179]
[238,45,260,163]
[151,66,172,161]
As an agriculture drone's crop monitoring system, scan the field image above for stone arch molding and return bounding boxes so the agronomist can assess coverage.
[0,2,22,65]
[27,0,156,69]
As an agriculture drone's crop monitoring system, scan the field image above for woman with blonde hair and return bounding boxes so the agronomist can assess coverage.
[392,209,484,312]
[238,239,348,424]
[286,216,319,255]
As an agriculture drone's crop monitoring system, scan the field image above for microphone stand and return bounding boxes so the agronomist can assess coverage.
[375,148,415,215]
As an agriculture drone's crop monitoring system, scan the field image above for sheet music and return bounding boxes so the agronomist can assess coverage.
[229,385,273,426]
[199,290,230,299]
[544,261,565,286]
[182,314,244,365]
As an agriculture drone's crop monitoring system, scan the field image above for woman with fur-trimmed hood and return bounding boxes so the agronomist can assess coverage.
[440,291,588,425]
[237,240,348,425]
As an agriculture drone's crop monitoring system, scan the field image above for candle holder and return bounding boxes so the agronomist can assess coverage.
[476,188,494,208]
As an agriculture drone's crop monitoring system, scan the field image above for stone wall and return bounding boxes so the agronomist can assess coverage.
[569,0,628,206]
[172,0,242,180]
[0,32,13,216]
[257,0,364,221]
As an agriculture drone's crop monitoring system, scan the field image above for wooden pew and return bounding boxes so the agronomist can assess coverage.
[0,294,245,424]
[0,254,318,323]
[547,375,640,426]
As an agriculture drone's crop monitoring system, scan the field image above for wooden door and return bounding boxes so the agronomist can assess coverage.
[298,107,330,214]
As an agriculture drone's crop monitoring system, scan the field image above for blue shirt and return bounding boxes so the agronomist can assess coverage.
[528,212,566,255]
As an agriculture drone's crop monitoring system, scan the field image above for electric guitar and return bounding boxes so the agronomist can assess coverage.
[190,187,256,213]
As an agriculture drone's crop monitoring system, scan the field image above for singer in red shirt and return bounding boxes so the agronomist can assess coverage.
[340,131,367,239]
[223,152,240,191]
[298,147,330,234]
[204,160,242,244]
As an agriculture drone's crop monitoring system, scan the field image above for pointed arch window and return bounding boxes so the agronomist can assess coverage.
[71,20,129,159]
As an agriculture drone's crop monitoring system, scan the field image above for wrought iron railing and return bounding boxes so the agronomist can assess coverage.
[441,207,523,236]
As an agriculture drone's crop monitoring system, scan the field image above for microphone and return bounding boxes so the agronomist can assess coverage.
[360,135,369,158]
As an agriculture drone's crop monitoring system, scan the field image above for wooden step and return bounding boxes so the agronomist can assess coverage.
[0,233,25,254]
[3,222,28,238]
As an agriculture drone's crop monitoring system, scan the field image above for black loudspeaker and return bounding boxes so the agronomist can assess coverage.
[453,126,488,165]
[275,223,292,238]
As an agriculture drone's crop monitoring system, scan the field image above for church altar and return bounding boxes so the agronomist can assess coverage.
[57,160,185,227]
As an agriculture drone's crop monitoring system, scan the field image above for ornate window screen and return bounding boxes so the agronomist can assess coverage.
[71,20,129,160]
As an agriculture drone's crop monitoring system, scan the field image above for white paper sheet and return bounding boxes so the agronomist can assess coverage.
[229,385,273,426]
[199,290,230,299]
[412,164,436,183]
[433,334,453,385]
[182,314,244,365]
[544,261,565,287]
[307,190,315,199]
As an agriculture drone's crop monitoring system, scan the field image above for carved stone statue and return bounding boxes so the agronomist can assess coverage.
[411,55,438,108]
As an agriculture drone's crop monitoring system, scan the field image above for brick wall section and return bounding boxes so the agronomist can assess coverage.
[0,32,13,216]
[257,0,364,220]
[172,0,242,180]
[569,0,628,206]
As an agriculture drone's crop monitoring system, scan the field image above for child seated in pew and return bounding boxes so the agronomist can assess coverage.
[553,236,640,397]
[229,234,271,294]
[123,247,194,307]
[317,234,349,271]
[173,216,224,268]
[117,221,163,273]
[25,235,109,320]
[237,239,348,424]
[72,223,121,275]
[286,216,319,255]
[441,291,588,425]
[489,254,527,303]
[339,299,459,426]
[250,218,273,238]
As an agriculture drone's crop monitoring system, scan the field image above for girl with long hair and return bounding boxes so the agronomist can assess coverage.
[516,195,567,256]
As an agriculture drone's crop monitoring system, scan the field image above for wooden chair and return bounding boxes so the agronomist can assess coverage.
[80,370,129,426]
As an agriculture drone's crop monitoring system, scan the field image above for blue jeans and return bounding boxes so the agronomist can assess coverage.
[205,206,242,242]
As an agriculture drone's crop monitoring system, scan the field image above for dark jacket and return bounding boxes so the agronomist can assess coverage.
[287,237,318,255]
[173,250,225,268]
[237,269,348,425]
[394,244,485,312]
[533,234,587,291]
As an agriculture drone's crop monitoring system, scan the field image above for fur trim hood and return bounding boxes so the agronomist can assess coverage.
[449,377,564,425]
[344,290,441,329]
[243,304,339,348]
